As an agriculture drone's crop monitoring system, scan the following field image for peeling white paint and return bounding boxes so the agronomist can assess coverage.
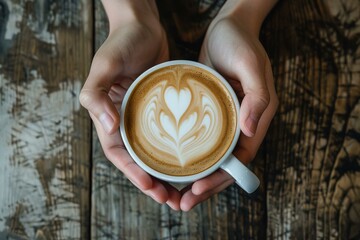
[4,1,55,44]
[0,67,81,238]
[4,1,24,40]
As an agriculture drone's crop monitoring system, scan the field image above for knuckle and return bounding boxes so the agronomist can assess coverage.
[257,88,271,108]
[79,89,91,108]
[79,89,98,110]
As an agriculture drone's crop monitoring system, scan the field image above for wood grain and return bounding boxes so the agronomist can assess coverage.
[0,0,92,239]
[1,0,359,239]
[262,0,360,239]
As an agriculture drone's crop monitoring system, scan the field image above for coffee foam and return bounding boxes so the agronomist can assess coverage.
[124,65,237,176]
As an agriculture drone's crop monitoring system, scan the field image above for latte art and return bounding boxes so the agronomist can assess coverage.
[140,80,223,167]
[124,65,237,176]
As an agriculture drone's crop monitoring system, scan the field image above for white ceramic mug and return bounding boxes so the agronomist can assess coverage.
[120,60,260,193]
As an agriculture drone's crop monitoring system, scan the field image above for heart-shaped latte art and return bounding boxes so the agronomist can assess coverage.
[140,79,223,167]
[164,86,191,124]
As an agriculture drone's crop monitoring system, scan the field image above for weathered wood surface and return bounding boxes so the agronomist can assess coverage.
[1,0,359,239]
[263,0,360,239]
[0,0,92,239]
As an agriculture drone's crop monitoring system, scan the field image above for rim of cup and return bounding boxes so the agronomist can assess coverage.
[120,60,241,183]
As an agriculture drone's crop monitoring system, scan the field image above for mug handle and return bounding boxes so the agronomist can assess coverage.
[220,154,260,194]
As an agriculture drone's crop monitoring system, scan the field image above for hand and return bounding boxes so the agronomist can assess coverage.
[180,1,279,211]
[79,0,181,210]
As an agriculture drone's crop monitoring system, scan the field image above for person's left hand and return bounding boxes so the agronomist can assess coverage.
[179,4,278,211]
[79,0,181,210]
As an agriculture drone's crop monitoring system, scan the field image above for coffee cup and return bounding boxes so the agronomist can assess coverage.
[120,60,260,193]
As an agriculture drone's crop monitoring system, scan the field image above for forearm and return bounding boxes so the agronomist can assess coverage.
[101,0,159,31]
[216,0,278,36]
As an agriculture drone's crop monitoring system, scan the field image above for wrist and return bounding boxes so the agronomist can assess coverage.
[101,0,159,32]
[215,0,278,36]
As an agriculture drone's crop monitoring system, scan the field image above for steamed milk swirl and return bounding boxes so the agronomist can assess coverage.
[141,80,223,166]
[124,65,236,176]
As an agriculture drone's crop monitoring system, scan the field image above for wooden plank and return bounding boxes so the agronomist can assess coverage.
[0,0,93,239]
[262,0,360,239]
[90,0,266,239]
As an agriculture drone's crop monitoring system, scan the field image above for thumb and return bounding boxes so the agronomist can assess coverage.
[79,87,120,134]
[239,91,269,137]
[79,55,122,134]
[235,57,270,138]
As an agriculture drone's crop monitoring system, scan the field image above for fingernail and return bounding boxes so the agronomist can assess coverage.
[99,113,114,134]
[245,114,259,136]
[191,185,202,195]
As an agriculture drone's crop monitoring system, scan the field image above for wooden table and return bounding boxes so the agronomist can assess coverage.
[1,0,359,239]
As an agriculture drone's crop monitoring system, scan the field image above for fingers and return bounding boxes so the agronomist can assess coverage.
[142,180,182,210]
[191,170,234,195]
[142,180,169,204]
[92,112,153,189]
[91,112,183,208]
[179,170,234,212]
[164,183,182,211]
[180,177,234,211]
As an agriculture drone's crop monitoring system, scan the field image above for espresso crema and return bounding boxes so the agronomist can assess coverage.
[124,65,237,176]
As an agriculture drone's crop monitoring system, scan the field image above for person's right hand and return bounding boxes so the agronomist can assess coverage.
[179,0,279,211]
[79,0,181,210]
